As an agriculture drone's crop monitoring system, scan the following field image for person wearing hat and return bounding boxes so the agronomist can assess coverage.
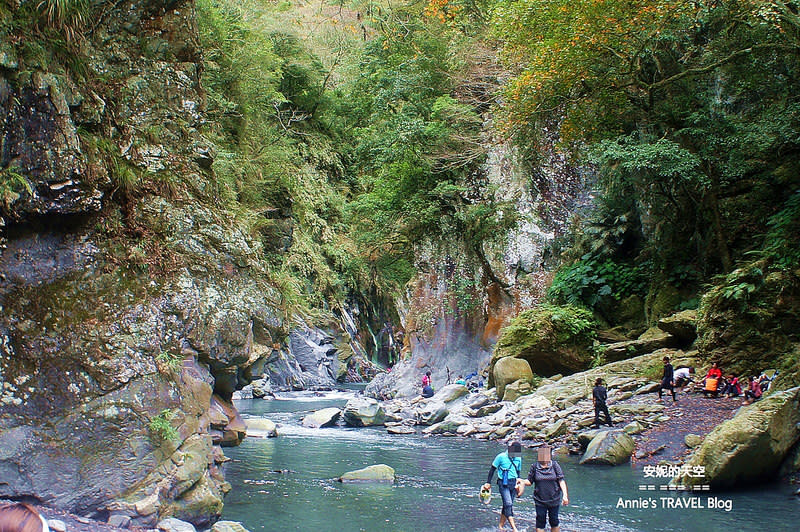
[482,441,523,532]
[522,445,569,532]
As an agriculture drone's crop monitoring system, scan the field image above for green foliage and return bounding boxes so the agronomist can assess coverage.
[148,409,178,441]
[156,351,182,373]
[763,191,800,270]
[0,167,32,210]
[548,257,650,309]
[496,303,597,355]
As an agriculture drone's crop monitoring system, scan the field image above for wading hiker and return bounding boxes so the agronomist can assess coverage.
[521,445,569,532]
[658,356,677,402]
[592,377,613,428]
[483,441,523,532]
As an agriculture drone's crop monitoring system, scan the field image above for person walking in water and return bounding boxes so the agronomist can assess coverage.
[482,441,523,532]
[592,377,613,428]
[522,445,569,532]
[658,356,677,402]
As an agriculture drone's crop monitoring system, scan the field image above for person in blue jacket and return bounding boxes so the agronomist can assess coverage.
[482,441,523,532]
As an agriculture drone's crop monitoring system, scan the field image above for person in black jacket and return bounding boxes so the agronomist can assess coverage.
[592,378,613,428]
[521,445,569,532]
[658,356,677,402]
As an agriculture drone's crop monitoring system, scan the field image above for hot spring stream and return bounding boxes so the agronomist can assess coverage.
[221,390,798,531]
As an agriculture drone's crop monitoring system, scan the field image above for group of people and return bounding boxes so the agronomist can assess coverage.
[483,441,569,532]
[657,357,772,404]
[419,370,484,398]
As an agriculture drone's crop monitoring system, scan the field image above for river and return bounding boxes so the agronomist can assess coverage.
[221,391,798,532]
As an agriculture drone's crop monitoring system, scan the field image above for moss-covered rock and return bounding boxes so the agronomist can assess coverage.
[580,430,635,465]
[490,304,596,383]
[697,261,800,387]
[676,387,800,489]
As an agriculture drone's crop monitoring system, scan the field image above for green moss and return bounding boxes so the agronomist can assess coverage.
[495,304,597,357]
[149,409,178,442]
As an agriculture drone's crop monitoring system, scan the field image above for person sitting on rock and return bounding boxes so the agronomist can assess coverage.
[722,374,742,397]
[0,502,50,532]
[592,377,613,428]
[455,375,466,386]
[702,362,723,398]
[744,376,763,404]
[422,370,431,388]
[421,384,434,398]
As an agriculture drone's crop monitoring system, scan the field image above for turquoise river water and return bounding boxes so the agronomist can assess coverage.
[221,391,798,532]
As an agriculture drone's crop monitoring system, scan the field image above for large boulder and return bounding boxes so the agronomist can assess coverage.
[434,384,470,403]
[492,357,533,400]
[302,407,341,428]
[342,397,385,427]
[338,464,395,483]
[675,387,800,488]
[490,305,596,382]
[657,310,698,343]
[416,401,449,425]
[244,417,277,438]
[580,430,635,465]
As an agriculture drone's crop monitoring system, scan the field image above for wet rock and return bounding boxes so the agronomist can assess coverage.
[610,402,665,416]
[343,397,385,427]
[339,464,395,483]
[244,418,277,438]
[492,357,533,400]
[580,430,635,465]
[211,521,250,532]
[675,387,800,488]
[211,395,247,447]
[387,425,416,435]
[302,407,341,428]
[157,518,197,532]
[517,395,552,410]
[423,418,466,435]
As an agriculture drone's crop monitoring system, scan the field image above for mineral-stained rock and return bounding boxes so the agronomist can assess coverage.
[580,430,635,465]
[675,387,800,488]
[342,397,385,427]
[339,464,395,483]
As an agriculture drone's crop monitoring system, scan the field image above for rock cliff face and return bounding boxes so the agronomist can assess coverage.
[0,0,365,526]
[370,132,590,398]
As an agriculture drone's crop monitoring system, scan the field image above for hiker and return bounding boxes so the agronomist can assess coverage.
[483,441,524,532]
[421,384,434,398]
[674,366,695,389]
[722,374,742,397]
[744,376,763,404]
[422,371,432,388]
[703,362,723,398]
[455,375,466,386]
[658,356,677,402]
[522,444,569,532]
[592,377,613,428]
[0,502,50,532]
